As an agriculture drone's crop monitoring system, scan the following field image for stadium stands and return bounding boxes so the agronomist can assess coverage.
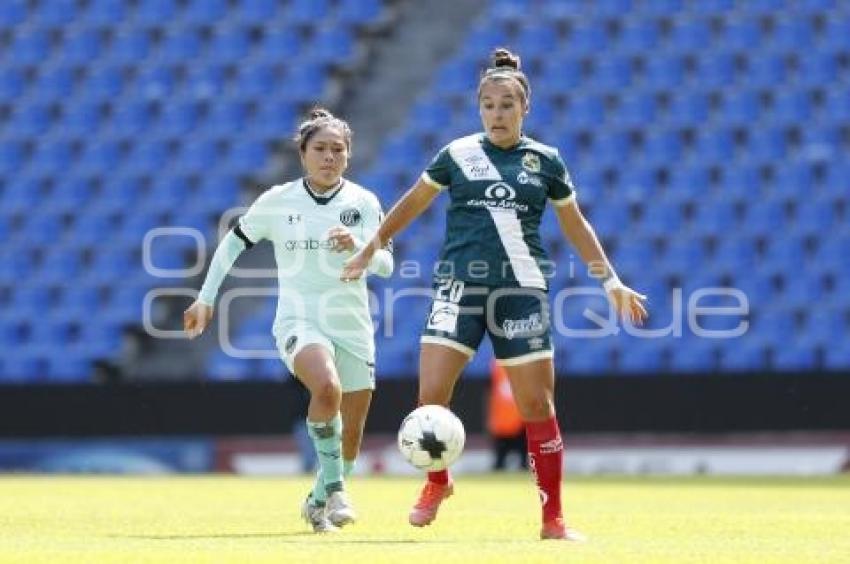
[0,0,388,382]
[1,0,847,382]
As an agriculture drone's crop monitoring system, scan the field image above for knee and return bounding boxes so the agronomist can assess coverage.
[312,378,341,411]
[516,394,553,420]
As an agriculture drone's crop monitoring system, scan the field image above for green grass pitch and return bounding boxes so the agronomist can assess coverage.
[0,474,848,563]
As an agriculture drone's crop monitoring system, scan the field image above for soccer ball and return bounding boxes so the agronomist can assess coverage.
[397,405,466,471]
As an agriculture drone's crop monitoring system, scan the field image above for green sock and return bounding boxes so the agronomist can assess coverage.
[343,458,355,477]
[307,415,343,504]
[311,458,356,504]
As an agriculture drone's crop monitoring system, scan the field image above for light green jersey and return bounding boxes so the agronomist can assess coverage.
[201,178,391,363]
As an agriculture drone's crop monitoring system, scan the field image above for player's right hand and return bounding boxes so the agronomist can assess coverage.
[184,300,214,339]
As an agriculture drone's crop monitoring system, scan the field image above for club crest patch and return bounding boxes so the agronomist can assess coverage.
[284,335,298,355]
[521,152,541,173]
[340,208,361,226]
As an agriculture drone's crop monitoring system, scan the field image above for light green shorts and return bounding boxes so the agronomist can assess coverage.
[275,321,375,393]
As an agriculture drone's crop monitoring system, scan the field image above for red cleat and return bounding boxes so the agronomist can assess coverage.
[408,481,454,527]
[540,517,587,542]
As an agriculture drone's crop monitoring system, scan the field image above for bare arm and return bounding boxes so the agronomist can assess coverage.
[553,200,617,281]
[554,200,648,325]
[341,178,440,280]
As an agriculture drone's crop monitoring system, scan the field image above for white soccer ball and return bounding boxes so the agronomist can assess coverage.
[397,405,466,472]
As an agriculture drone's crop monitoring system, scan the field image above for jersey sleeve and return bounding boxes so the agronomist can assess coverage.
[237,189,275,243]
[421,146,453,190]
[547,151,577,207]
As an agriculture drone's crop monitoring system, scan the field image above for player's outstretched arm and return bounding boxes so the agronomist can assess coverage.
[554,199,648,326]
[341,178,439,281]
[184,228,251,338]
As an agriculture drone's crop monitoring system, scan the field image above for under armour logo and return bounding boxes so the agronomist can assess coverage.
[287,214,302,224]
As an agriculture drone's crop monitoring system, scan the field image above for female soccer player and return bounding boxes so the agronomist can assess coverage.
[342,49,647,541]
[184,108,393,533]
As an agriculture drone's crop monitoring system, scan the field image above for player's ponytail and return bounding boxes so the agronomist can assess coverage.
[478,47,531,105]
[294,106,353,153]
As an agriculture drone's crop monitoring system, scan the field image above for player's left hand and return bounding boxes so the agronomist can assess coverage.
[606,283,649,326]
[327,226,356,253]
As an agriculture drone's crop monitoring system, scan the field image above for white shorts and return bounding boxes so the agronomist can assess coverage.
[275,320,375,393]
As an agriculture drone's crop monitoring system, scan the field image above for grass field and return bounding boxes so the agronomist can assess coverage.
[0,474,848,563]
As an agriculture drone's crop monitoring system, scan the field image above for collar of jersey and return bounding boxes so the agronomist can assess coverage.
[481,133,528,152]
[302,177,345,205]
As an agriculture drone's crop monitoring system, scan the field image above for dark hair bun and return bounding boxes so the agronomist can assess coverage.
[309,107,332,120]
[491,48,520,70]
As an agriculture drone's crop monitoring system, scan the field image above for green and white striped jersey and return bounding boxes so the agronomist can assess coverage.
[422,133,576,289]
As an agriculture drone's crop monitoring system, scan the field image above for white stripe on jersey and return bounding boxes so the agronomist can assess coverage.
[486,208,547,289]
[448,135,503,182]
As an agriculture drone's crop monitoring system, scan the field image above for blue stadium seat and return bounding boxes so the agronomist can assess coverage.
[568,95,605,128]
[744,53,788,89]
[58,29,104,66]
[134,0,179,25]
[5,29,52,66]
[617,340,667,374]
[182,0,228,25]
[798,52,837,86]
[133,66,177,100]
[226,140,267,172]
[230,64,277,99]
[592,56,633,90]
[1,355,46,382]
[772,345,818,372]
[59,101,105,138]
[668,18,712,53]
[643,54,685,88]
[720,90,761,126]
[666,91,709,125]
[184,64,227,100]
[124,141,170,174]
[616,19,659,52]
[308,27,356,65]
[29,140,74,175]
[770,18,814,53]
[336,0,383,26]
[641,130,683,165]
[75,140,124,176]
[693,51,736,88]
[720,19,762,52]
[258,28,303,61]
[747,127,787,162]
[108,29,152,65]
[516,22,559,61]
[769,89,811,124]
[157,101,201,138]
[568,21,608,56]
[821,14,850,53]
[694,128,736,163]
[30,65,75,102]
[824,347,850,371]
[252,101,297,142]
[612,93,656,127]
[0,0,26,30]
[106,99,153,138]
[287,0,331,27]
[669,341,717,374]
[46,357,92,382]
[718,343,766,372]
[637,200,682,237]
[157,28,203,64]
[0,66,25,102]
[234,0,282,24]
[82,0,127,25]
[0,141,27,176]
[6,103,54,137]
